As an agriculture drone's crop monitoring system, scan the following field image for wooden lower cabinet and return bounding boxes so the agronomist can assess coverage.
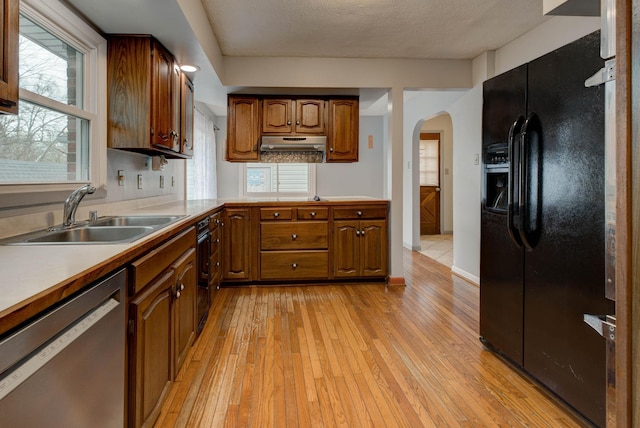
[129,270,174,428]
[261,250,329,280]
[209,211,222,292]
[333,218,388,278]
[259,210,329,280]
[127,227,196,428]
[172,248,197,377]
[222,208,252,281]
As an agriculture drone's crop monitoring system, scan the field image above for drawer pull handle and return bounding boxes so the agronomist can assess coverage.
[273,212,280,217]
[310,212,316,217]
[357,211,363,217]
[292,263,298,269]
[292,234,297,240]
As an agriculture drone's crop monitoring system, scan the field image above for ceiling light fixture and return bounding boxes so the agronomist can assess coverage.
[180,64,200,72]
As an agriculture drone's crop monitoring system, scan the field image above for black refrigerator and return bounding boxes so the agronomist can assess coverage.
[480,31,614,427]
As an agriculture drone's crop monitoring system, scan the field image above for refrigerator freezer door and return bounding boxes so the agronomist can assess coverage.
[480,64,527,365]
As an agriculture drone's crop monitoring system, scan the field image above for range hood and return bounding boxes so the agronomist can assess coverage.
[260,135,326,163]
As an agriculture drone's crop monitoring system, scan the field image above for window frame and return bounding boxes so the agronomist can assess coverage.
[0,0,107,209]
[240,162,317,199]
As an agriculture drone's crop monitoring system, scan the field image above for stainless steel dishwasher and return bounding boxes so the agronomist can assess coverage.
[0,269,126,427]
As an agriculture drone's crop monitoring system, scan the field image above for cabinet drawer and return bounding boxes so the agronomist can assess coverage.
[130,226,196,295]
[261,222,328,250]
[260,251,329,280]
[297,207,328,220]
[333,206,388,220]
[260,208,293,221]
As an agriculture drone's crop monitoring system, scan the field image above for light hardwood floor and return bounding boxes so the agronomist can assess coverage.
[156,250,588,427]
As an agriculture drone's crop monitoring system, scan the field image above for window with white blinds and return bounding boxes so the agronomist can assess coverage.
[243,163,316,197]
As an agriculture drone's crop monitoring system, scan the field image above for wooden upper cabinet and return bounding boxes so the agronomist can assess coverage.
[151,42,180,152]
[263,98,326,135]
[227,95,260,161]
[296,99,325,134]
[262,99,292,133]
[107,35,190,158]
[0,0,19,115]
[327,98,359,162]
[180,74,194,157]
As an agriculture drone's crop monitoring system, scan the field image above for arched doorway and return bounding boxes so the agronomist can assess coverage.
[416,113,453,267]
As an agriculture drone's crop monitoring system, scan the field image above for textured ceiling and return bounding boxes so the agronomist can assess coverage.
[201,0,550,59]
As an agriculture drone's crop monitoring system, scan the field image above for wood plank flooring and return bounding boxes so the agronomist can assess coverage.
[156,250,588,427]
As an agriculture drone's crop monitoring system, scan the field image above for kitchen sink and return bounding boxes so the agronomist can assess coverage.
[90,215,184,228]
[24,226,154,244]
[0,215,186,245]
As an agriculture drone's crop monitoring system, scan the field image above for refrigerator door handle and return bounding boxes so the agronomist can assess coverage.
[507,116,525,248]
[518,113,541,251]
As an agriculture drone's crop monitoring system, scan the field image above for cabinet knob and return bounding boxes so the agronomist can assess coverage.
[291,234,297,240]
[329,147,334,152]
[287,120,291,125]
[310,212,316,217]
[215,262,220,266]
[292,263,298,269]
[361,229,365,236]
[357,211,363,217]
[356,230,360,236]
[296,120,300,125]
[176,291,181,298]
[214,238,220,243]
[273,212,280,217]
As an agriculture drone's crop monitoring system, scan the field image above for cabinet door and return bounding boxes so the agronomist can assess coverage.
[180,73,194,157]
[327,98,359,162]
[333,220,360,278]
[129,270,174,428]
[295,99,325,134]
[227,96,260,161]
[173,247,197,376]
[223,208,252,280]
[359,220,388,277]
[262,98,293,133]
[0,0,18,114]
[151,42,179,152]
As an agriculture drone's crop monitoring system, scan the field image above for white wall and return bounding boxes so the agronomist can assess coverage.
[316,116,385,197]
[103,149,186,204]
[447,87,483,283]
[217,115,386,199]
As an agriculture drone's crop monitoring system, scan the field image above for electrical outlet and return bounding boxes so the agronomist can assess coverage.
[137,174,143,189]
[160,175,165,188]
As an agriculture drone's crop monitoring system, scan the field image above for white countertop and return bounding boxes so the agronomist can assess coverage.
[0,199,224,328]
[0,196,387,332]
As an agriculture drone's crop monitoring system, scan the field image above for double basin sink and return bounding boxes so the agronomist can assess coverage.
[1,215,185,245]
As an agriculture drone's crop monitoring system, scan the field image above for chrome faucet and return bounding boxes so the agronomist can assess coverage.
[63,184,96,227]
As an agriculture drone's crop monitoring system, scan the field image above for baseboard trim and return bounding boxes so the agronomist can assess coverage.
[387,276,406,286]
[451,266,479,286]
